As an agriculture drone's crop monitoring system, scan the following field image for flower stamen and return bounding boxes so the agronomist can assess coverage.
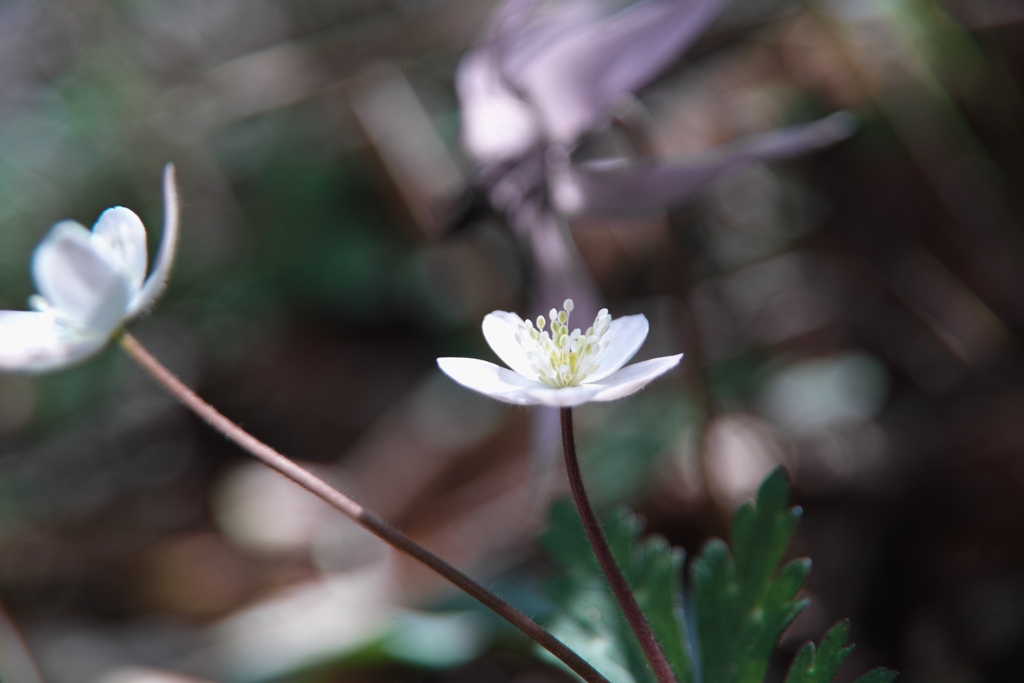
[516,299,611,388]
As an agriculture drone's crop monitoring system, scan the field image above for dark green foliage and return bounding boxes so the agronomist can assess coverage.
[785,620,854,683]
[785,620,898,683]
[541,468,897,683]
[851,669,900,683]
[691,468,810,683]
[541,501,695,683]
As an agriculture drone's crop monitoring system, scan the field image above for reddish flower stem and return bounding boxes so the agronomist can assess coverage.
[560,407,678,683]
[119,333,610,683]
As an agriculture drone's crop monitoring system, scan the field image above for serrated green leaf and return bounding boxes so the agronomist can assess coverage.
[540,500,695,683]
[784,620,854,683]
[691,468,808,683]
[788,639,816,680]
[539,468,897,683]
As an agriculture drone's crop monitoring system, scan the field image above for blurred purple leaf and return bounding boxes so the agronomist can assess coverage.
[512,194,602,320]
[459,0,730,159]
[509,0,729,144]
[549,112,857,214]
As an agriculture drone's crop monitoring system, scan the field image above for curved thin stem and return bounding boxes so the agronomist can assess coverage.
[0,598,45,683]
[560,407,678,683]
[119,333,610,683]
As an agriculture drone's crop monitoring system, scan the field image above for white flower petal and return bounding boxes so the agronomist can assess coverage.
[437,356,606,407]
[91,207,148,292]
[437,357,545,405]
[32,221,133,332]
[130,164,179,318]
[519,383,603,407]
[482,310,541,381]
[0,311,109,373]
[589,353,683,402]
[587,314,648,382]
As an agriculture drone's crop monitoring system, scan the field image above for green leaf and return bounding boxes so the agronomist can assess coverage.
[691,468,809,683]
[540,500,695,683]
[784,620,854,683]
[539,468,897,683]
[852,669,900,683]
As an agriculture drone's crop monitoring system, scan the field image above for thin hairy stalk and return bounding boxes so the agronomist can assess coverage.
[0,599,45,683]
[560,407,678,683]
[119,333,610,683]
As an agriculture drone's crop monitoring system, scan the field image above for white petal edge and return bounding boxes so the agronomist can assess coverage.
[32,221,133,332]
[129,163,179,318]
[482,310,541,381]
[589,354,683,402]
[587,314,649,382]
[437,357,547,405]
[0,311,109,373]
[519,383,604,407]
[91,207,148,292]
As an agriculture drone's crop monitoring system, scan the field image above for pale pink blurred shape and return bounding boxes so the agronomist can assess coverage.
[212,560,396,681]
[100,668,220,683]
[705,414,788,508]
[214,461,337,557]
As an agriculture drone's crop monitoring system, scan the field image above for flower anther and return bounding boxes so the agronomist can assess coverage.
[515,299,612,388]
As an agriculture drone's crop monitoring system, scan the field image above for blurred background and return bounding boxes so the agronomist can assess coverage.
[0,0,1022,681]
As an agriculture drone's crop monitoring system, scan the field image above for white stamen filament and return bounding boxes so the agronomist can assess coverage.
[516,300,612,387]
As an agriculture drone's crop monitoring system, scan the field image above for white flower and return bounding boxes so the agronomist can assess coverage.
[438,299,682,407]
[0,164,179,372]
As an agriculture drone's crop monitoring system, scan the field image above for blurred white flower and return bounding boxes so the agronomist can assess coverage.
[438,299,682,407]
[0,164,179,372]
